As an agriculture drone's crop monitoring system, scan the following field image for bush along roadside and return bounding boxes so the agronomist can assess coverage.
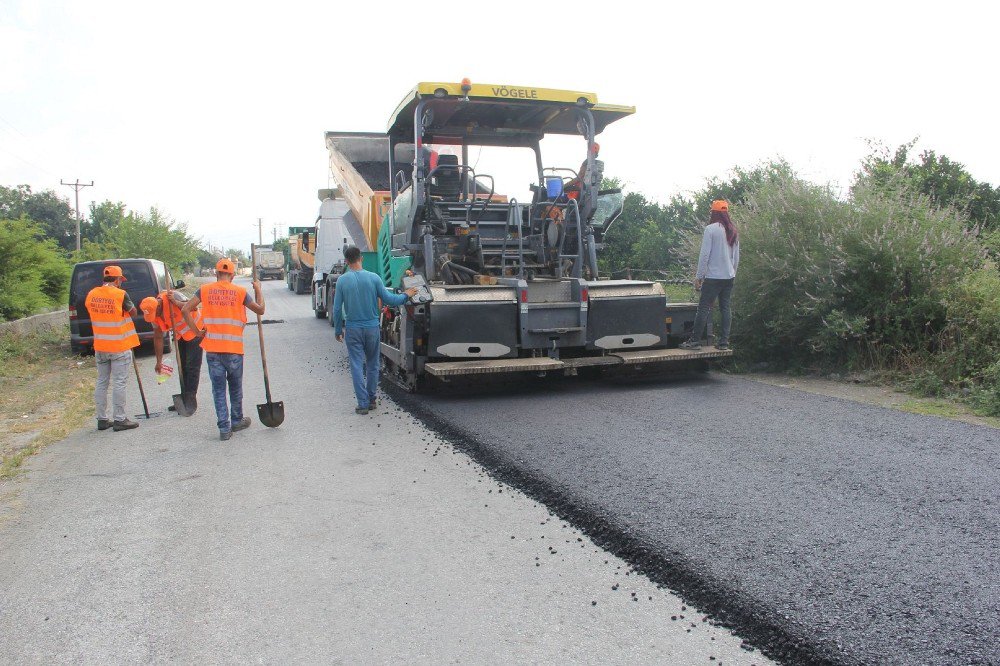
[723,173,999,417]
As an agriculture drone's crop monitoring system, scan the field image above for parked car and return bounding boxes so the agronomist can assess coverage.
[69,258,184,355]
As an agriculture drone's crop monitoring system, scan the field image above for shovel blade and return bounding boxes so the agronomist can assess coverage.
[257,400,284,428]
[172,393,192,417]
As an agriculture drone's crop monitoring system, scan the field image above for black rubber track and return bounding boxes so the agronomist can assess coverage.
[388,371,1000,665]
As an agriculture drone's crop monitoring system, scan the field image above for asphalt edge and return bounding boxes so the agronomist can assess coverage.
[387,382,843,666]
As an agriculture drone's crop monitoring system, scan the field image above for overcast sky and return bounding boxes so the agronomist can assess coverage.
[2,0,996,253]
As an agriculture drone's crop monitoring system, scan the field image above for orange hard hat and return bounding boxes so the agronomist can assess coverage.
[103,265,126,280]
[139,296,159,322]
[710,199,729,212]
[216,258,236,274]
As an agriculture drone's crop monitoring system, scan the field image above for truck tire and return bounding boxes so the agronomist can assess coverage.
[314,284,327,318]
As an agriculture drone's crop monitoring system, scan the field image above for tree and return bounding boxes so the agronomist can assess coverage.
[0,185,77,253]
[0,218,72,321]
[854,141,1000,231]
[85,200,128,244]
[75,207,199,274]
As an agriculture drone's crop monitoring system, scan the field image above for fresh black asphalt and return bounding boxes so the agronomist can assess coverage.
[395,372,1000,665]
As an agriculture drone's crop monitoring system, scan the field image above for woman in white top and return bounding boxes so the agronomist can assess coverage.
[680,199,740,350]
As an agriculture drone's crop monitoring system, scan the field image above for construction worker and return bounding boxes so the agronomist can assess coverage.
[181,258,264,441]
[139,288,203,414]
[333,246,417,414]
[84,265,140,431]
[680,199,740,351]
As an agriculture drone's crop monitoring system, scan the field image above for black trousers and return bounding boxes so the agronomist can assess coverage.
[177,337,203,396]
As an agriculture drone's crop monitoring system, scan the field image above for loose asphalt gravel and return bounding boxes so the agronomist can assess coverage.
[395,366,1000,664]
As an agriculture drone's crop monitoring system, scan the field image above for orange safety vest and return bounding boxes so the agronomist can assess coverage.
[154,291,200,342]
[199,281,248,354]
[85,285,139,353]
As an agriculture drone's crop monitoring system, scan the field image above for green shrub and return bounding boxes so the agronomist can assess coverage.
[0,218,71,321]
[731,175,983,371]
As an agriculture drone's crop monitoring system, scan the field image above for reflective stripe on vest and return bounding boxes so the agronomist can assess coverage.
[85,285,139,353]
[199,281,248,354]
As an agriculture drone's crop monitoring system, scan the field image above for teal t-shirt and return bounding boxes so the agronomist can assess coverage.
[332,269,408,336]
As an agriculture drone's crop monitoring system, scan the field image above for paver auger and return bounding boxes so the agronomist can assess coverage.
[325,80,731,390]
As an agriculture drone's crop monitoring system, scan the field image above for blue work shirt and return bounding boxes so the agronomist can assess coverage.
[333,268,408,336]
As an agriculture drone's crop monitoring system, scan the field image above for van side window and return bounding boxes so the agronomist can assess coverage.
[153,262,167,290]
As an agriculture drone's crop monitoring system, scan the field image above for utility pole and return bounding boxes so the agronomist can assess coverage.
[60,179,94,251]
[272,222,277,244]
[258,217,263,246]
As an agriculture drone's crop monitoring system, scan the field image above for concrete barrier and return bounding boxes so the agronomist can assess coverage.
[0,310,69,336]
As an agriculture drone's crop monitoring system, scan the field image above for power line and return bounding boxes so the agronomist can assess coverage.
[60,179,94,251]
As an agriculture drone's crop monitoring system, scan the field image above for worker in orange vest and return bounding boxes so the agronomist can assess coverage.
[181,258,264,441]
[84,265,140,431]
[139,288,203,414]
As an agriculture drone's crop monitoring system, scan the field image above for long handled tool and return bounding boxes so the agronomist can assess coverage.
[251,244,284,427]
[131,352,153,419]
[163,293,192,416]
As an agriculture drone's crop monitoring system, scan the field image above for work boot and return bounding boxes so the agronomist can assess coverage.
[232,416,251,432]
[716,342,730,350]
[355,407,369,415]
[679,339,702,350]
[113,418,139,431]
[97,419,112,431]
[368,399,377,411]
[220,430,232,441]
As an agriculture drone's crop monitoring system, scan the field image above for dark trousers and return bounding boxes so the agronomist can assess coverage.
[690,278,735,345]
[177,337,203,397]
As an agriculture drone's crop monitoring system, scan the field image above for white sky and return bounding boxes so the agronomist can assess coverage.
[2,0,997,252]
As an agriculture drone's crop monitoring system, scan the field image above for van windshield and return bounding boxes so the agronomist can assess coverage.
[71,263,157,304]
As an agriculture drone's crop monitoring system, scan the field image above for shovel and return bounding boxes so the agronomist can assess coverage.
[131,353,160,419]
[252,243,284,427]
[163,293,192,416]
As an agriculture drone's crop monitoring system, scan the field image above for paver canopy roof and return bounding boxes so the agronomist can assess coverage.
[387,81,635,146]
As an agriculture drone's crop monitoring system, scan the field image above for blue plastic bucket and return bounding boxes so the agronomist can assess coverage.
[545,176,563,199]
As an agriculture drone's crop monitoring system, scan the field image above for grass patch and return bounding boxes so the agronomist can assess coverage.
[897,398,964,419]
[661,283,696,302]
[0,325,95,480]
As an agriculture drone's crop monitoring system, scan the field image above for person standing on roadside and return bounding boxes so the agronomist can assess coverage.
[140,288,203,414]
[181,258,264,441]
[333,246,417,415]
[681,199,740,351]
[85,265,140,431]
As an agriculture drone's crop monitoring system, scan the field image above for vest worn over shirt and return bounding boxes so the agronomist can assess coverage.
[154,291,200,342]
[85,284,139,353]
[200,281,248,354]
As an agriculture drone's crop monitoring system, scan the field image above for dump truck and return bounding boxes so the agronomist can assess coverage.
[325,80,731,390]
[308,194,353,319]
[253,246,285,280]
[286,225,316,294]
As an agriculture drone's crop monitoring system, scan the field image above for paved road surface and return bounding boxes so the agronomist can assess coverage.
[401,358,1000,664]
[0,278,767,665]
